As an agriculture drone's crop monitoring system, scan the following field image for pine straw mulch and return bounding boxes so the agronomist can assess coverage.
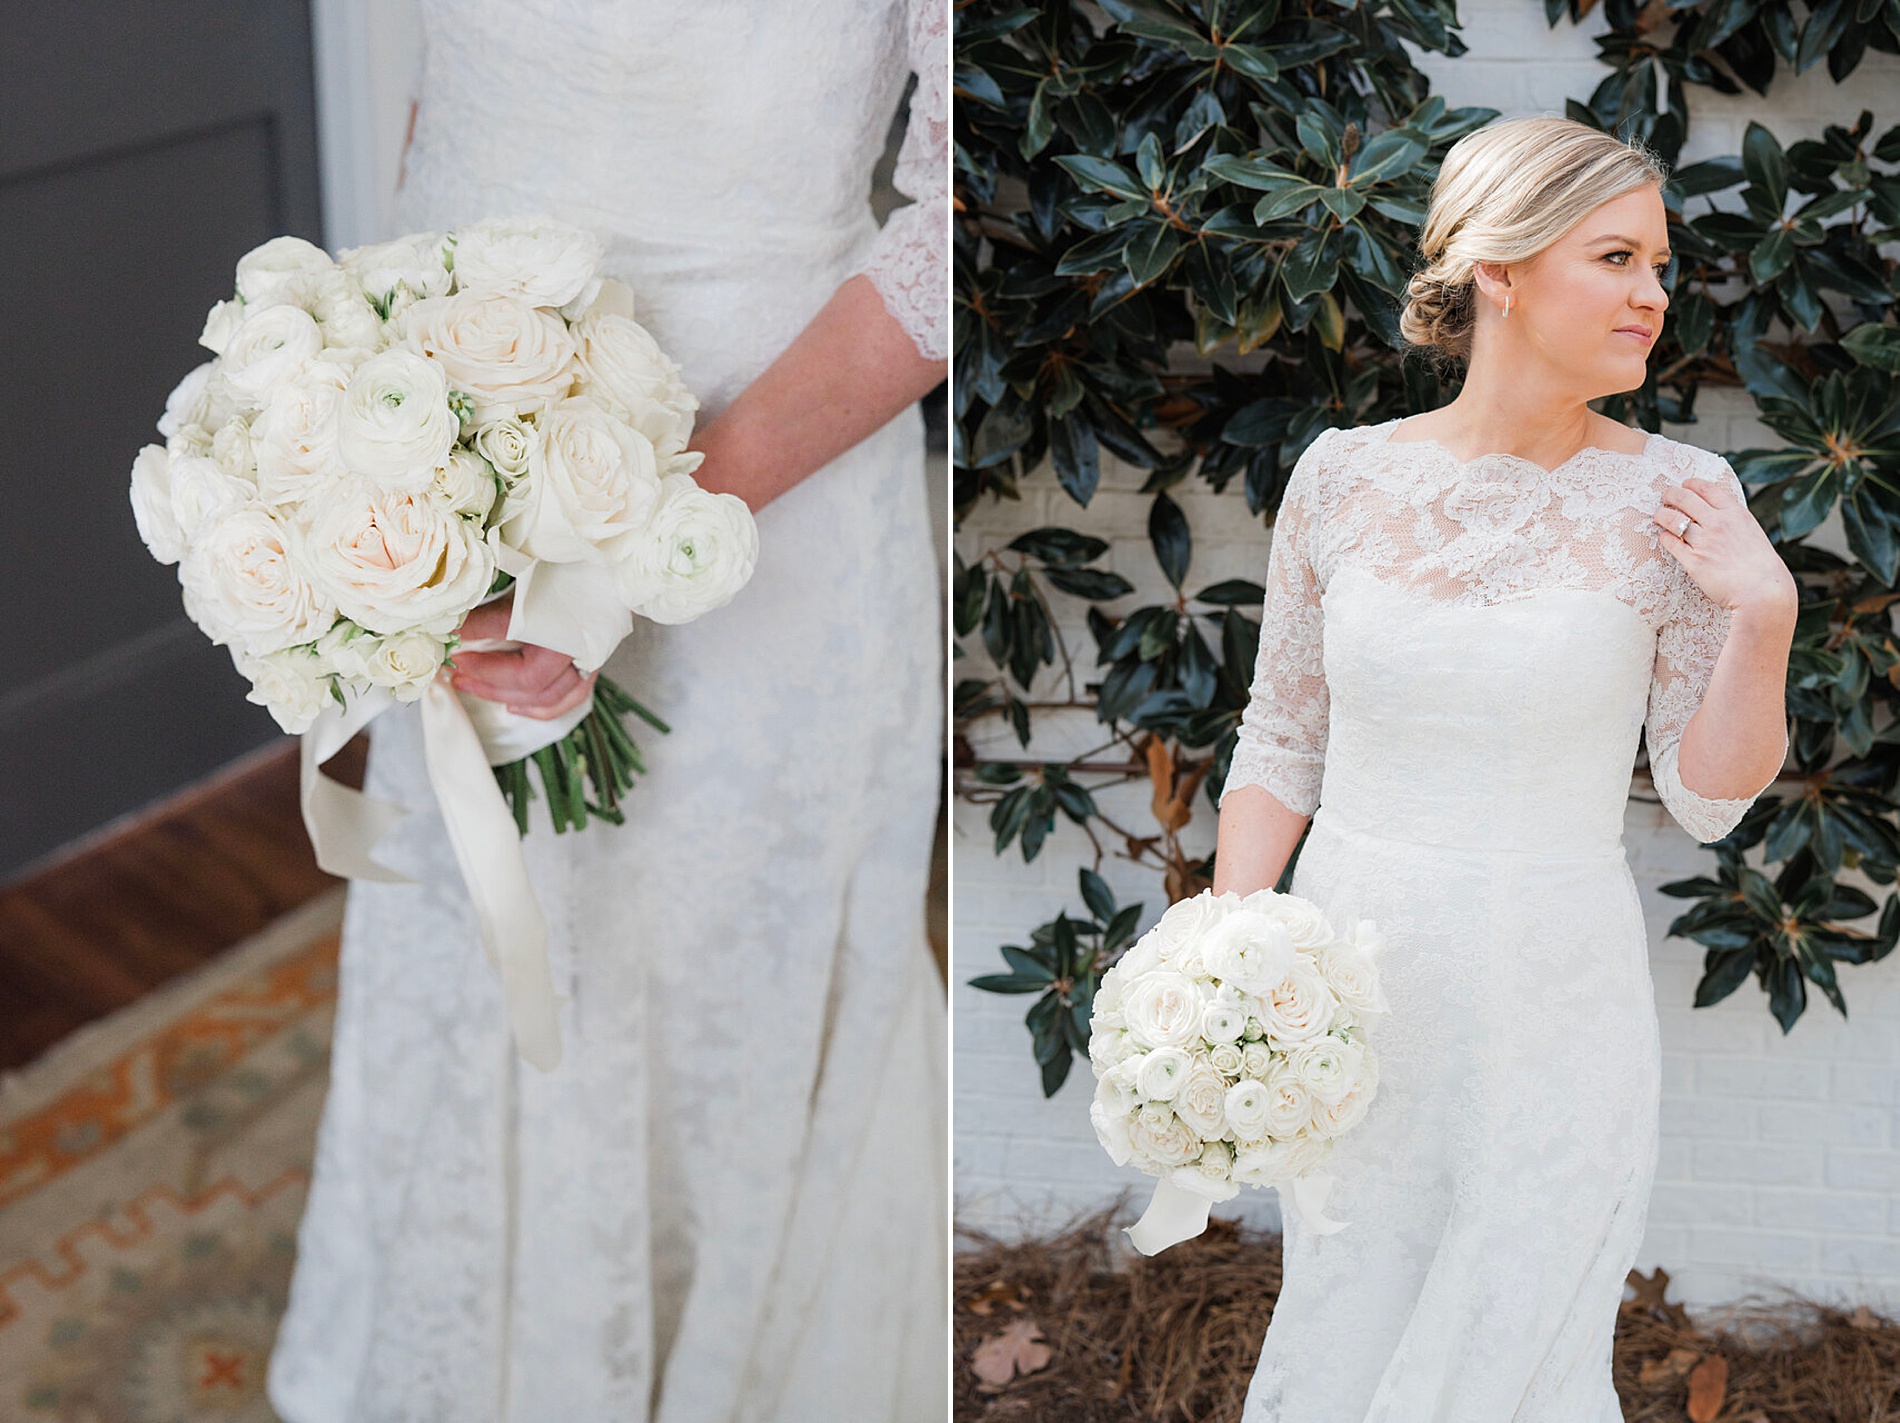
[954,1205,1900,1423]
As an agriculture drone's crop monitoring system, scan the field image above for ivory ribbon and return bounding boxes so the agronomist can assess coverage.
[298,608,608,1073]
[1124,1170,1349,1256]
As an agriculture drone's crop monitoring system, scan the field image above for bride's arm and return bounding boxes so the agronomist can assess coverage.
[689,0,948,513]
[1212,433,1336,895]
[688,273,945,514]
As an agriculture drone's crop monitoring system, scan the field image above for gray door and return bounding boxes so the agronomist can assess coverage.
[0,2,323,879]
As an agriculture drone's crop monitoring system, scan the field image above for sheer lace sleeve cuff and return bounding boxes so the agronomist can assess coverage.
[1648,734,1782,844]
[1220,431,1334,815]
[855,0,948,360]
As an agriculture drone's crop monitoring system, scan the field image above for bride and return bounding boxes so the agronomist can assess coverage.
[265,3,949,1420]
[1214,116,1792,1418]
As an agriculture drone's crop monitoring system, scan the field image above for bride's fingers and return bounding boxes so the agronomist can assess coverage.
[1659,483,1720,522]
[508,668,596,720]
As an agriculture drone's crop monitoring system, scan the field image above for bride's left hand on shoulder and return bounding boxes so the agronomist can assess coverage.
[1654,476,1798,622]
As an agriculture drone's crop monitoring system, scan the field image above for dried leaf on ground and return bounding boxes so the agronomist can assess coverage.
[972,1318,1053,1388]
[967,1279,1031,1316]
[1637,1347,1701,1385]
[1686,1352,1727,1422]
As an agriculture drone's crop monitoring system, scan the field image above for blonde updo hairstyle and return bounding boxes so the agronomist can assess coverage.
[1400,116,1670,367]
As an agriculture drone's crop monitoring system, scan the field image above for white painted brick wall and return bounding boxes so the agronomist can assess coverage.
[953,0,1900,1316]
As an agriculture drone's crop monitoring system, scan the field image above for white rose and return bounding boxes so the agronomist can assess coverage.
[1149,890,1233,964]
[1169,1146,1240,1202]
[339,231,453,312]
[502,397,660,563]
[1241,890,1336,949]
[1240,1041,1273,1079]
[1090,1099,1135,1168]
[1134,1046,1191,1102]
[130,445,186,564]
[610,475,758,624]
[234,234,335,306]
[573,310,697,457]
[1122,971,1205,1050]
[336,350,458,492]
[1113,930,1163,980]
[472,415,539,526]
[1203,909,1298,995]
[398,290,578,423]
[253,359,353,506]
[354,629,448,700]
[235,645,334,734]
[1207,1042,1245,1077]
[449,214,604,309]
[220,304,324,407]
[167,455,255,545]
[159,363,215,439]
[1223,1078,1274,1142]
[210,417,257,481]
[1259,1059,1315,1139]
[1312,1085,1374,1139]
[1314,940,1391,1015]
[1127,1104,1201,1169]
[180,507,335,653]
[1286,1035,1362,1106]
[1232,1133,1331,1188]
[1172,1063,1230,1139]
[1094,1059,1142,1119]
[431,447,499,521]
[200,299,246,356]
[1257,961,1337,1043]
[302,480,495,634]
[1088,1025,1138,1073]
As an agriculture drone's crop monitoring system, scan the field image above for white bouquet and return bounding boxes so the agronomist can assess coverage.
[128,216,759,1070]
[1087,886,1389,1254]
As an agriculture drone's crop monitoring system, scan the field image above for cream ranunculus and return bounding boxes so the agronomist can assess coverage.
[1199,992,1249,1046]
[200,299,246,356]
[1094,1059,1142,1120]
[1241,889,1337,950]
[573,310,698,457]
[302,479,495,634]
[1121,971,1205,1051]
[167,455,256,546]
[1257,961,1337,1043]
[252,359,353,506]
[1285,1035,1363,1107]
[1223,1078,1274,1142]
[610,475,758,624]
[158,363,215,439]
[503,397,661,563]
[1112,929,1163,980]
[210,417,258,481]
[1232,1133,1330,1188]
[336,350,458,493]
[236,644,334,735]
[339,231,453,313]
[220,304,324,408]
[235,234,335,306]
[1172,1062,1230,1139]
[180,507,336,654]
[294,267,383,355]
[1203,909,1298,995]
[1134,1046,1191,1102]
[431,448,499,521]
[449,214,604,310]
[1148,890,1234,964]
[398,290,578,423]
[130,445,186,565]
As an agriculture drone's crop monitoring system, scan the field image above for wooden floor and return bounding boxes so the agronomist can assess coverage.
[0,737,366,1071]
[0,736,948,1072]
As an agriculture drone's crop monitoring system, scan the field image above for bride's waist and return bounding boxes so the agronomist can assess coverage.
[1310,800,1629,864]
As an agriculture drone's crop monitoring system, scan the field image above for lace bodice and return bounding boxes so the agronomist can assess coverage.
[1227,418,1787,845]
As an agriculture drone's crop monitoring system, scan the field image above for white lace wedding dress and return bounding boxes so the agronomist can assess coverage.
[1225,418,1785,1421]
[265,4,947,1420]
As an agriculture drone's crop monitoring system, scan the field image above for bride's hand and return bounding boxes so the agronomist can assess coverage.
[1654,476,1798,619]
[447,595,598,720]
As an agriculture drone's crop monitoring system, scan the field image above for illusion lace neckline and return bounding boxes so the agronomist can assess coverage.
[1378,418,1661,479]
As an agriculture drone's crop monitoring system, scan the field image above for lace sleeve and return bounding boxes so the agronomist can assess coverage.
[1644,457,1787,843]
[853,0,948,360]
[1221,431,1335,814]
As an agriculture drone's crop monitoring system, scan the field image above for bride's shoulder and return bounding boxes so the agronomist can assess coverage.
[1634,429,1744,499]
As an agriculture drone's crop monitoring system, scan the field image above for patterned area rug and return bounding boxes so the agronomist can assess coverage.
[0,890,343,1422]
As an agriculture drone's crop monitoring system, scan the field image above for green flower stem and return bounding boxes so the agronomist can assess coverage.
[493,673,663,836]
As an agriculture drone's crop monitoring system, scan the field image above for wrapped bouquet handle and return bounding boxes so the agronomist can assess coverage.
[1124,1167,1349,1257]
